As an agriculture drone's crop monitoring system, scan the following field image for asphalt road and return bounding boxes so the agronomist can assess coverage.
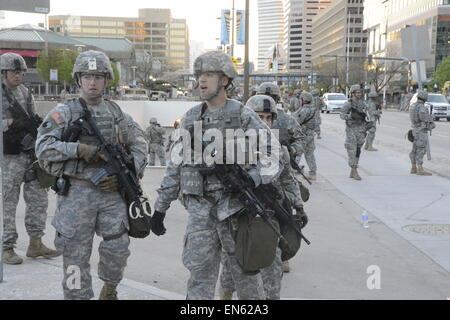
[5,109,450,299]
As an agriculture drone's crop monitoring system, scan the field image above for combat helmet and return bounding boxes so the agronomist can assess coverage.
[0,52,27,72]
[246,94,277,120]
[350,84,362,94]
[293,89,302,96]
[193,51,237,84]
[257,82,281,100]
[416,90,428,101]
[149,117,158,124]
[72,50,114,85]
[300,91,313,103]
[311,88,320,96]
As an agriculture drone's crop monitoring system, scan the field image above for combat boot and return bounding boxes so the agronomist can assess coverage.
[3,249,23,265]
[317,134,322,139]
[350,168,362,180]
[219,287,233,300]
[417,165,432,176]
[282,260,290,273]
[410,164,417,174]
[364,143,369,150]
[366,144,378,151]
[26,237,61,259]
[99,283,118,300]
[308,173,317,181]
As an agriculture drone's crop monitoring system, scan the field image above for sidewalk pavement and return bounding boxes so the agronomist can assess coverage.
[0,250,184,300]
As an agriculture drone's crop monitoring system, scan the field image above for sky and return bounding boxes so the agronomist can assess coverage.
[0,0,259,65]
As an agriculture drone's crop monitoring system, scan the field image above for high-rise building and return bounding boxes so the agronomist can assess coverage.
[312,0,367,70]
[49,9,190,71]
[283,0,333,74]
[257,0,284,72]
[364,0,450,75]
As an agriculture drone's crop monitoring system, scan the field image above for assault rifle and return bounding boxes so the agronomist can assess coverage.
[79,98,152,238]
[281,142,312,185]
[192,132,311,246]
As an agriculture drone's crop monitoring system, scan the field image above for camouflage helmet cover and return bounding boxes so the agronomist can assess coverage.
[300,91,313,103]
[257,82,281,98]
[311,88,320,96]
[416,90,428,101]
[350,84,362,93]
[149,117,158,124]
[368,92,378,98]
[72,50,114,80]
[0,52,27,72]
[293,89,302,95]
[246,94,277,117]
[193,51,238,80]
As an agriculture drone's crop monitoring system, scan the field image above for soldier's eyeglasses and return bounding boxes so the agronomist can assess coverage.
[81,74,106,82]
[8,70,25,75]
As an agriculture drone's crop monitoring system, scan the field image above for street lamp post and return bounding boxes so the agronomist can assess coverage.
[131,66,137,87]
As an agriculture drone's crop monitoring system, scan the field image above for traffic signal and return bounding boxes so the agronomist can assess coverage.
[268,62,273,71]
[368,54,373,65]
[231,56,238,70]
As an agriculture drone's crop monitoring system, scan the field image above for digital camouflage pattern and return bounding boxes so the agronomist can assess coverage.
[365,98,381,148]
[340,97,370,168]
[409,100,435,165]
[145,121,166,166]
[0,52,27,72]
[154,98,282,299]
[35,98,147,300]
[257,82,281,99]
[2,80,49,251]
[245,94,277,116]
[72,50,114,80]
[194,51,238,80]
[293,100,317,175]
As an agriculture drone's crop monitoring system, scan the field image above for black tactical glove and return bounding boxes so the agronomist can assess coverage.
[151,211,166,236]
[98,175,119,193]
[296,207,308,229]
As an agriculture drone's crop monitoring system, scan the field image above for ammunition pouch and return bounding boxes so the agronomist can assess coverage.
[298,181,310,202]
[32,161,56,189]
[407,129,414,142]
[234,211,278,274]
[279,215,303,261]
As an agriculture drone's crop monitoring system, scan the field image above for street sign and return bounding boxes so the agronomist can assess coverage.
[0,0,50,14]
[49,69,58,82]
[401,25,431,60]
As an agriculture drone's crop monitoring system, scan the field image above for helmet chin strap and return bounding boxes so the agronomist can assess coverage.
[80,88,103,100]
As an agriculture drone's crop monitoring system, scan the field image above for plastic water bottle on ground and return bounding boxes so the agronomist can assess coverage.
[362,210,369,228]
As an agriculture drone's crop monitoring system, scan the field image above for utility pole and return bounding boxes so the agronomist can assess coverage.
[346,9,351,96]
[230,0,235,57]
[243,0,250,104]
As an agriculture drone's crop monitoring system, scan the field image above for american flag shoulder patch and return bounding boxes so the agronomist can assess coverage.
[50,112,65,125]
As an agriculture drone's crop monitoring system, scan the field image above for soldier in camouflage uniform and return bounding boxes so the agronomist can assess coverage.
[409,90,434,176]
[1,52,59,265]
[218,94,308,299]
[293,91,318,181]
[145,117,166,166]
[311,89,324,139]
[340,84,372,180]
[35,50,148,300]
[257,82,288,112]
[166,118,181,153]
[364,92,382,151]
[151,51,282,300]
[289,89,301,113]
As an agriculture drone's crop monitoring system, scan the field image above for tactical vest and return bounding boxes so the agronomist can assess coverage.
[147,125,163,144]
[52,99,130,180]
[179,99,243,196]
[297,105,316,131]
[272,109,290,144]
[409,102,422,128]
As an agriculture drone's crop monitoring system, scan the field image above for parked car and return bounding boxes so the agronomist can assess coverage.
[150,90,168,101]
[322,93,348,113]
[410,93,450,121]
[119,88,149,100]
